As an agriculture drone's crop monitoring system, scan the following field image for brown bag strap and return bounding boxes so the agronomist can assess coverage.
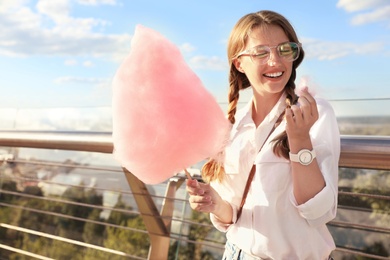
[236,113,284,221]
[236,164,256,220]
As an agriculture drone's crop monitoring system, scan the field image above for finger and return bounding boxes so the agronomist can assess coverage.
[285,107,300,134]
[300,87,315,102]
[299,93,318,120]
[299,90,317,109]
[297,97,311,119]
[290,104,303,123]
[186,179,199,195]
[189,194,212,205]
[192,204,212,213]
[285,107,294,125]
[187,189,205,196]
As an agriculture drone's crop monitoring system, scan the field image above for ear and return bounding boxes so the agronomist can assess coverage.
[233,58,244,73]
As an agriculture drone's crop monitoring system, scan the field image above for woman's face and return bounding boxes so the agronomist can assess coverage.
[234,24,293,97]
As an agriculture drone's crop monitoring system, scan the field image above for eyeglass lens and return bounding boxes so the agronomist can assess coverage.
[252,42,299,64]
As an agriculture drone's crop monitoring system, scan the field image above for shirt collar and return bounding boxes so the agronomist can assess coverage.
[234,92,287,130]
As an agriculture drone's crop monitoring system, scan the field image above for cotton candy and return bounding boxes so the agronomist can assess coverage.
[296,76,318,96]
[112,25,230,184]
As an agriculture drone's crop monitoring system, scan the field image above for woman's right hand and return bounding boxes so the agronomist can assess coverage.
[186,179,233,224]
[186,178,215,212]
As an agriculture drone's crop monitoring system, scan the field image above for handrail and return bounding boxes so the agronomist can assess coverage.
[1,131,390,170]
[0,130,113,153]
[339,135,390,170]
[1,131,389,259]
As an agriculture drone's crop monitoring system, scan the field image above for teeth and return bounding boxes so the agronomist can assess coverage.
[265,72,282,78]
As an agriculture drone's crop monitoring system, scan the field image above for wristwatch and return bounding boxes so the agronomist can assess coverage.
[289,149,316,166]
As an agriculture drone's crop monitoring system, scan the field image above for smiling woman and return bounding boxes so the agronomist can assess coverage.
[186,10,341,259]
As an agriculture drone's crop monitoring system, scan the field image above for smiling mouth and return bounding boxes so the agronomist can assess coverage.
[264,72,283,78]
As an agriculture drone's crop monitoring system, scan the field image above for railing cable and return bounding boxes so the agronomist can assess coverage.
[0,223,144,259]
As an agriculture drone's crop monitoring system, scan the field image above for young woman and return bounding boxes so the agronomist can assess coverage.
[186,10,340,259]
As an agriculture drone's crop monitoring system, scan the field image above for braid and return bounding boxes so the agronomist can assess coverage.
[201,66,247,183]
[272,72,299,159]
[227,73,241,124]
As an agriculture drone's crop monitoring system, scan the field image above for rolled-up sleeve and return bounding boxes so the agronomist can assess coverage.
[290,98,340,227]
[210,202,237,232]
[290,183,337,227]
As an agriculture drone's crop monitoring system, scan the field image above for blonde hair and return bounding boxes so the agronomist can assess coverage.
[202,10,305,183]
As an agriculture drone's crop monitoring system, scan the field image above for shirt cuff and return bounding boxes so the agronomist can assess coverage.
[210,202,237,232]
[290,184,336,221]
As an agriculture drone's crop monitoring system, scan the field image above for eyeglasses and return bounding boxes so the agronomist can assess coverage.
[235,42,301,64]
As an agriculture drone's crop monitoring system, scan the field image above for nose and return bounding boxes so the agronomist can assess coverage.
[267,49,282,66]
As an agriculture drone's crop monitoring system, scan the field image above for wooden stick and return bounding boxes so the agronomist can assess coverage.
[184,168,192,180]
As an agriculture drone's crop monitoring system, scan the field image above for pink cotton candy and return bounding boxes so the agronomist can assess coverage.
[111,25,230,184]
[296,76,318,96]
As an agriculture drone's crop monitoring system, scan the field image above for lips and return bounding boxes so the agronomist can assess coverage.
[264,72,283,78]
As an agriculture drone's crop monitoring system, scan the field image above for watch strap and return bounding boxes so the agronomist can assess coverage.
[289,149,316,165]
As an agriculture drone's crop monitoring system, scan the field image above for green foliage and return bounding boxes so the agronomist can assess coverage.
[0,179,17,202]
[351,171,390,233]
[168,209,220,260]
[334,168,390,258]
[0,179,151,259]
[103,199,149,259]
[82,208,105,246]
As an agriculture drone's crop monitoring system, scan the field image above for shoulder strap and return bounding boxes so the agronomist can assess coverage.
[236,113,284,221]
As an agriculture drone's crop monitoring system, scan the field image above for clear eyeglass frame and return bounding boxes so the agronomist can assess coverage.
[235,42,301,64]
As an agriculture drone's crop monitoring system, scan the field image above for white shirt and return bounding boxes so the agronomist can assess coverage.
[210,93,340,260]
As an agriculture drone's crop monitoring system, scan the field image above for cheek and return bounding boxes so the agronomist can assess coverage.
[245,67,264,84]
[284,63,293,79]
[239,58,252,72]
[242,61,264,77]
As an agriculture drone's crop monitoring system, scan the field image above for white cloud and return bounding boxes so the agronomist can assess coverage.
[55,76,110,85]
[64,59,94,67]
[337,0,390,26]
[180,43,196,53]
[36,0,70,22]
[351,5,390,26]
[302,38,384,60]
[0,0,131,60]
[83,60,94,67]
[77,0,117,5]
[189,55,228,70]
[336,0,386,12]
[64,59,78,66]
[12,107,113,131]
[0,0,26,13]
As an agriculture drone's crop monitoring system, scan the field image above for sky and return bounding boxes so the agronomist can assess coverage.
[0,0,390,118]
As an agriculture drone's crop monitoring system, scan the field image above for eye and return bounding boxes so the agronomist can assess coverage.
[278,42,299,58]
[279,43,294,56]
[252,46,269,59]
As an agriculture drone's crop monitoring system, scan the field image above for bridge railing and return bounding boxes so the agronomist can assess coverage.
[0,131,389,259]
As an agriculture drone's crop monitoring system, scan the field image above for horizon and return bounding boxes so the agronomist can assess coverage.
[0,104,389,133]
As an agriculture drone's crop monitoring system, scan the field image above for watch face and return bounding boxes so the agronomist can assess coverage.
[299,151,312,164]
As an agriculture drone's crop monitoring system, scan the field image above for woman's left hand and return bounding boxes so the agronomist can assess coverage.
[285,87,319,141]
